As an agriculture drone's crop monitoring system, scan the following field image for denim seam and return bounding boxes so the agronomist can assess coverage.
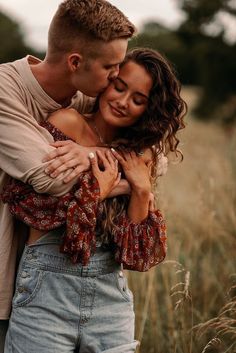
[13,270,46,308]
[115,273,134,304]
[23,261,119,277]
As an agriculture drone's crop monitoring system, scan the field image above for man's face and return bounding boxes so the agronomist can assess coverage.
[72,38,128,97]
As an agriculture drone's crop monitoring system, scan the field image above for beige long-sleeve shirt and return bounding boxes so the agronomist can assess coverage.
[0,56,93,319]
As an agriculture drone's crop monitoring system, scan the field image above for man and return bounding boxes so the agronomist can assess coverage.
[0,0,135,349]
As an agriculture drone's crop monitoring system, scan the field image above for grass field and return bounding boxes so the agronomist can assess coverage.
[128,87,236,353]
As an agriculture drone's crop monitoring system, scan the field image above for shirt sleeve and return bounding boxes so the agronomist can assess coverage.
[0,71,76,196]
[112,210,167,272]
[70,91,95,114]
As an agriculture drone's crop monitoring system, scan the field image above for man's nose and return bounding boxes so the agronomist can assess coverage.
[108,65,119,81]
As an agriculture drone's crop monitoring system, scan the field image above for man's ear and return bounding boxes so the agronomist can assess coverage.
[67,53,83,72]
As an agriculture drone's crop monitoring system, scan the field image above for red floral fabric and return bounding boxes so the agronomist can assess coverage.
[1,120,167,270]
[112,210,167,271]
[2,172,101,265]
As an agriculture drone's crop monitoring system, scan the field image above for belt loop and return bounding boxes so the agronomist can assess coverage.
[81,266,89,277]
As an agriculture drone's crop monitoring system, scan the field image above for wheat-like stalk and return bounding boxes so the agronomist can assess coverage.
[201,338,222,353]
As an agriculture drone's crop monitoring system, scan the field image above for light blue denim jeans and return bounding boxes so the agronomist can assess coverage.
[5,228,138,353]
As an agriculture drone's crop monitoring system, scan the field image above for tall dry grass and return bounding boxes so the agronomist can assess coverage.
[128,87,236,353]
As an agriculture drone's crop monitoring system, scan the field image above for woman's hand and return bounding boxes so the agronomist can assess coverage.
[111,149,152,194]
[89,150,121,201]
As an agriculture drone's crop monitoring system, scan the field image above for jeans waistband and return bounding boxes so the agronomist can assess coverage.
[22,228,120,277]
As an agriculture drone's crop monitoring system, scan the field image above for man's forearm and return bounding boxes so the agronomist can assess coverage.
[107,179,130,198]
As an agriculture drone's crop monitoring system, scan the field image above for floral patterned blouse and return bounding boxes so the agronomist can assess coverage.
[1,121,167,272]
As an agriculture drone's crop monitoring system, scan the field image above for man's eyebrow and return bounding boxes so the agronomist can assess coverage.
[116,77,149,99]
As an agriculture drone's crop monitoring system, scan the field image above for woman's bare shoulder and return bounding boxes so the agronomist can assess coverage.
[48,108,84,127]
[48,108,85,140]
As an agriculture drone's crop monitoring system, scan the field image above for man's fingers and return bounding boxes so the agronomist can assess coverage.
[46,159,79,177]
[42,148,64,163]
[45,154,73,175]
[63,165,85,183]
[50,140,73,147]
[42,144,72,162]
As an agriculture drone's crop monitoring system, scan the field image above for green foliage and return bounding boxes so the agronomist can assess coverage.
[0,11,43,63]
[130,27,196,85]
[129,0,236,124]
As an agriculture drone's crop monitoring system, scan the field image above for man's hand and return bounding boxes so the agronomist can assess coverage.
[43,140,92,183]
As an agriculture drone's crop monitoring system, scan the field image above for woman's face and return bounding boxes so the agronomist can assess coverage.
[99,61,153,128]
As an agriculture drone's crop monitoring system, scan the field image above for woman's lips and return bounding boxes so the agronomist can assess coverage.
[109,105,126,117]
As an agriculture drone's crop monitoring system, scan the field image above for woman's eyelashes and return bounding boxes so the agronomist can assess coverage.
[114,82,125,92]
[114,86,146,106]
[133,97,145,106]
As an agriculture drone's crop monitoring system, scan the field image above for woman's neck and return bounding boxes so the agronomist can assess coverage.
[91,111,118,145]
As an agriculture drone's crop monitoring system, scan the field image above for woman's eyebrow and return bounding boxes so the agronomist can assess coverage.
[116,77,149,99]
[116,77,128,87]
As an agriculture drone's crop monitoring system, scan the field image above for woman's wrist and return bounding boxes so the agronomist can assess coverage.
[130,184,151,197]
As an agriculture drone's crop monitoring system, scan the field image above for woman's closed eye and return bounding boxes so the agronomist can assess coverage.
[133,96,147,106]
[113,82,125,92]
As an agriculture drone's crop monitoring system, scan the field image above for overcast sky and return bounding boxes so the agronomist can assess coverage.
[0,0,185,50]
[0,0,235,51]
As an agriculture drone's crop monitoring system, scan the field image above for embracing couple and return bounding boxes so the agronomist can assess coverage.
[0,0,186,352]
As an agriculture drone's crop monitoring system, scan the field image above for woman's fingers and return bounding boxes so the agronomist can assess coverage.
[111,148,126,166]
[89,152,100,176]
[96,150,111,169]
[149,193,155,211]
[105,150,116,169]
[97,150,119,171]
[113,172,121,189]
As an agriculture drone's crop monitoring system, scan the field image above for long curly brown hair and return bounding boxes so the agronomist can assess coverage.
[98,48,187,242]
[113,48,187,157]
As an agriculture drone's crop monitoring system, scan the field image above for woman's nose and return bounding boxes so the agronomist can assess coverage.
[117,95,129,108]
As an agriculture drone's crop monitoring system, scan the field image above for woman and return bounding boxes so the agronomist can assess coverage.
[2,48,186,353]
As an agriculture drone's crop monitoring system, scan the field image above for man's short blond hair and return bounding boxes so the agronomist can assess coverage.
[48,0,136,56]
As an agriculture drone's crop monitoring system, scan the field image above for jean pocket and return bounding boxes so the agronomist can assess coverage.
[13,264,45,308]
[116,271,134,303]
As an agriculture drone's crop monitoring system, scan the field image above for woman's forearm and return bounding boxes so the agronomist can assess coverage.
[127,188,150,223]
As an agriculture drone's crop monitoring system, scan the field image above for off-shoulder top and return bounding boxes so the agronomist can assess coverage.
[1,120,167,271]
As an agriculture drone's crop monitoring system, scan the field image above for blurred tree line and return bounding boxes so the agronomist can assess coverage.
[0,11,43,64]
[0,0,236,124]
[129,0,236,125]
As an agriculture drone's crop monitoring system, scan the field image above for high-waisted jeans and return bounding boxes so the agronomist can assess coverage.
[5,228,138,353]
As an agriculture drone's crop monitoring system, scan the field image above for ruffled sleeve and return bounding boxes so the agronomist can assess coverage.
[1,171,101,265]
[112,210,167,272]
[61,171,101,265]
